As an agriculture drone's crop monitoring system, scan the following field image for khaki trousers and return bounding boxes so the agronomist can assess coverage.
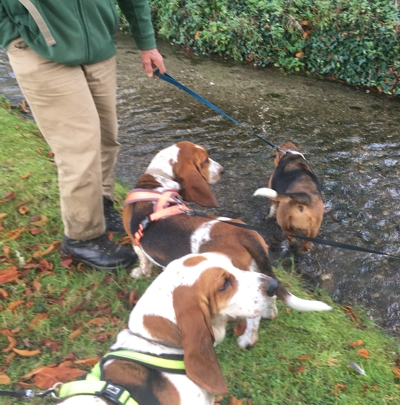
[7,38,120,240]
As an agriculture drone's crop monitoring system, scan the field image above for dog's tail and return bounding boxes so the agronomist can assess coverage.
[277,284,332,311]
[254,187,311,206]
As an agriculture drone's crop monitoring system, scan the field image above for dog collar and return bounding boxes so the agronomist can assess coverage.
[280,149,306,160]
[56,350,186,404]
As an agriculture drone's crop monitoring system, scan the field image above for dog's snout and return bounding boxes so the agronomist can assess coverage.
[266,278,279,297]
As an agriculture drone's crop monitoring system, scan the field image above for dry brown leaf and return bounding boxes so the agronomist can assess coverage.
[0,288,9,299]
[4,229,22,241]
[30,215,49,226]
[0,374,11,385]
[349,340,364,348]
[295,355,312,361]
[20,172,32,180]
[0,267,21,284]
[194,31,201,40]
[13,348,41,357]
[214,396,224,404]
[393,367,400,378]
[0,213,8,220]
[19,100,30,113]
[5,352,16,364]
[87,317,108,327]
[28,313,49,329]
[230,396,243,405]
[2,336,17,352]
[0,329,14,337]
[21,364,57,380]
[18,205,30,215]
[295,51,304,58]
[74,357,100,367]
[356,348,370,358]
[33,367,86,390]
[334,384,347,397]
[29,227,42,235]
[32,279,42,292]
[68,329,83,340]
[33,243,56,258]
[7,300,24,311]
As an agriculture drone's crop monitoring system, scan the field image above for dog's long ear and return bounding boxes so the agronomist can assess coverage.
[178,165,219,207]
[173,286,229,395]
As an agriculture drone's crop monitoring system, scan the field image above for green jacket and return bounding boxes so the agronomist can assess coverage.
[0,0,156,65]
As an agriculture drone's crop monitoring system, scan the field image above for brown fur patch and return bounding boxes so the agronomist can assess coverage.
[104,360,181,405]
[143,315,182,346]
[183,255,207,267]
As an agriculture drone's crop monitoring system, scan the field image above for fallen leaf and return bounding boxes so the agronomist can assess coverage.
[29,227,42,235]
[0,267,20,284]
[350,340,364,348]
[215,396,224,404]
[67,301,85,316]
[19,100,30,113]
[2,335,17,353]
[8,300,24,311]
[28,313,49,329]
[0,329,14,337]
[33,367,86,390]
[60,256,73,268]
[74,357,100,367]
[393,367,400,378]
[295,355,312,361]
[128,290,139,308]
[5,352,16,364]
[32,279,42,292]
[18,205,30,215]
[13,348,41,357]
[0,288,9,299]
[30,215,49,226]
[195,31,201,40]
[20,172,32,180]
[33,243,56,258]
[357,348,370,358]
[87,317,108,327]
[21,364,57,380]
[0,374,11,385]
[230,395,243,405]
[334,384,347,397]
[68,329,83,340]
[4,229,22,241]
[36,148,43,155]
[295,51,304,58]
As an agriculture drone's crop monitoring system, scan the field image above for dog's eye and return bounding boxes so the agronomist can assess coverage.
[219,278,231,292]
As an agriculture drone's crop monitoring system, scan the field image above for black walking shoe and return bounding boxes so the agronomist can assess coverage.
[103,196,125,233]
[61,234,137,271]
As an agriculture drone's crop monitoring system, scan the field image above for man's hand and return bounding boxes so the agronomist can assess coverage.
[140,49,166,78]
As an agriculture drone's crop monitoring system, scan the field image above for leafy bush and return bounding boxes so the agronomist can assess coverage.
[145,0,400,95]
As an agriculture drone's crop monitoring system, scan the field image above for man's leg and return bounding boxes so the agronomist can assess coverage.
[82,57,125,233]
[7,39,136,269]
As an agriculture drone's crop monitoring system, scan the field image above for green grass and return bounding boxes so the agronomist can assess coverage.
[0,98,399,404]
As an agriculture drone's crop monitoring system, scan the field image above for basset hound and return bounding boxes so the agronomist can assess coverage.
[122,141,331,348]
[254,142,324,252]
[58,252,280,405]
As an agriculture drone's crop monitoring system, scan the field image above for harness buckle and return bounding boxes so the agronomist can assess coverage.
[97,382,128,405]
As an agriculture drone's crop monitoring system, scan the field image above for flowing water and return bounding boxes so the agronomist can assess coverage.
[2,33,400,336]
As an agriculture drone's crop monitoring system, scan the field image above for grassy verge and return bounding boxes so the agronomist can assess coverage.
[0,98,399,404]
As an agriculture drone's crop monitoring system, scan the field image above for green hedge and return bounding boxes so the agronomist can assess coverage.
[146,0,400,95]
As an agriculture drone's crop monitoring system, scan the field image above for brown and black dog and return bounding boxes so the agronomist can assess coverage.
[254,142,324,252]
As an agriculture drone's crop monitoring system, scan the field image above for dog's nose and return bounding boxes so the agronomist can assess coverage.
[266,278,279,297]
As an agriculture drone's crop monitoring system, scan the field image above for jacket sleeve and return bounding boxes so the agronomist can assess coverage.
[116,0,157,50]
[0,1,20,50]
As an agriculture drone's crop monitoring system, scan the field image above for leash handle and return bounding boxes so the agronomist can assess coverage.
[154,69,278,150]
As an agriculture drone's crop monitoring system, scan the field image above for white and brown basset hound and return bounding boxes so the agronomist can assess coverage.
[58,252,280,405]
[122,141,331,348]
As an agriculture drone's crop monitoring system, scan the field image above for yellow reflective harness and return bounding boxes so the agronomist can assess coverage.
[57,350,186,404]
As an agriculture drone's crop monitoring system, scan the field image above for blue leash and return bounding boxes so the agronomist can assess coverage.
[154,70,279,151]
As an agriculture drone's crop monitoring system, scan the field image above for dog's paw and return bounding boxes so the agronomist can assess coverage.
[237,329,259,349]
[130,267,146,278]
[262,296,278,319]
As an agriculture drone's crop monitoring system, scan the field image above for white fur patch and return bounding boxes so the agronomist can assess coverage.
[190,217,231,253]
[145,144,179,179]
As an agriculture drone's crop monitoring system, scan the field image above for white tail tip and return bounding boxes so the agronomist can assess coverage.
[286,293,332,312]
[253,187,278,200]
